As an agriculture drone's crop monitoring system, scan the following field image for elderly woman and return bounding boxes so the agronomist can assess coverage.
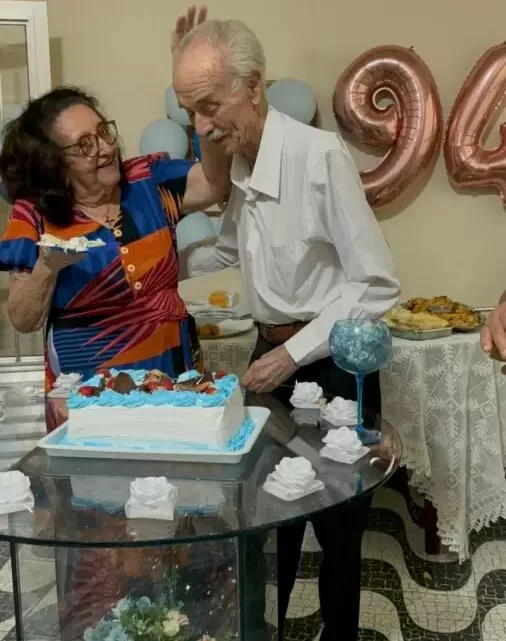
[0,85,230,638]
[0,86,228,420]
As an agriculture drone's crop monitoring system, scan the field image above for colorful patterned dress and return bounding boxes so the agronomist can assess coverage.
[0,152,202,429]
[0,153,205,638]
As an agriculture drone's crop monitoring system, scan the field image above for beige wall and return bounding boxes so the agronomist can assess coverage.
[15,0,506,306]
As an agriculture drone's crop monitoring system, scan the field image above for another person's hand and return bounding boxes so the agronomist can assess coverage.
[481,301,506,363]
[37,246,86,275]
[241,345,298,394]
[171,4,207,54]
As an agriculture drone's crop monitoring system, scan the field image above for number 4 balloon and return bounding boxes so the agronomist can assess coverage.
[444,43,506,204]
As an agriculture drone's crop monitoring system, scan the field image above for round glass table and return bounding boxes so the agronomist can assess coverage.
[2,391,401,641]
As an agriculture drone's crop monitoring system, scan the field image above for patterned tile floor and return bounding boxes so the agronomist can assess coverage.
[1,479,506,640]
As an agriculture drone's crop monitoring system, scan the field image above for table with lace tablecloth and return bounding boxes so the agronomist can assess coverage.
[380,332,506,560]
[200,328,257,377]
[179,268,258,376]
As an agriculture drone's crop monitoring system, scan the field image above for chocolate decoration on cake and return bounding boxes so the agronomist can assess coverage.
[174,370,215,392]
[112,372,137,394]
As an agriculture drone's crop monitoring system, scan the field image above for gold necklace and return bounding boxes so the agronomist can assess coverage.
[79,200,123,238]
[104,203,123,238]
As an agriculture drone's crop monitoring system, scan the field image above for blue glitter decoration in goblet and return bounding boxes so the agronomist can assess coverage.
[329,318,392,444]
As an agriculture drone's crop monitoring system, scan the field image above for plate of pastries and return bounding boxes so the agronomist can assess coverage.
[382,296,483,340]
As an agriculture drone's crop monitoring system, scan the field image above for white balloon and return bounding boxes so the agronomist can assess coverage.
[139,119,189,159]
[176,212,217,252]
[210,213,224,234]
[267,78,317,124]
[165,86,190,126]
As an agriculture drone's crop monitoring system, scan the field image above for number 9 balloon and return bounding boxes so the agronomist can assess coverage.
[444,44,506,203]
[333,45,443,210]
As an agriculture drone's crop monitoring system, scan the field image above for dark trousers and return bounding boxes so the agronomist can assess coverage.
[250,336,380,641]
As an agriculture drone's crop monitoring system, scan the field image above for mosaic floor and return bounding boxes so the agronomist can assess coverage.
[0,480,505,640]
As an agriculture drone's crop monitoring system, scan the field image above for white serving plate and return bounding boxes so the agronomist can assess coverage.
[37,406,270,465]
[187,302,252,321]
[199,318,254,340]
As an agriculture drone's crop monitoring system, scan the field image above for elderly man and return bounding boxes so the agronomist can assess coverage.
[172,9,400,641]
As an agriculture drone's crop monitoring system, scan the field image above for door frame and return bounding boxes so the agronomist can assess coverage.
[0,1,51,365]
[0,1,51,98]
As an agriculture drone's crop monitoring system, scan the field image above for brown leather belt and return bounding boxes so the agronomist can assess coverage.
[256,321,308,344]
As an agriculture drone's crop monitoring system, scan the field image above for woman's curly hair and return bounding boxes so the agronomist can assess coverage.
[0,86,121,227]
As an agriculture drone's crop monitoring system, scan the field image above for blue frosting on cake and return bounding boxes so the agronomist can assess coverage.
[60,417,256,453]
[67,369,239,410]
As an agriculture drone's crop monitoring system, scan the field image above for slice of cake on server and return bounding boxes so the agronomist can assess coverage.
[65,368,245,450]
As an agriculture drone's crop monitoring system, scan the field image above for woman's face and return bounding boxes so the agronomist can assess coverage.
[52,104,121,197]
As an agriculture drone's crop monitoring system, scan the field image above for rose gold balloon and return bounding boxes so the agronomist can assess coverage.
[445,44,506,203]
[333,45,443,209]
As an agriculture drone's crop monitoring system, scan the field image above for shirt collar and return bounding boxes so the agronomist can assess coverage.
[230,107,284,199]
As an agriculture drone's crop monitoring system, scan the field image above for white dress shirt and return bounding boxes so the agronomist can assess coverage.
[185,108,400,367]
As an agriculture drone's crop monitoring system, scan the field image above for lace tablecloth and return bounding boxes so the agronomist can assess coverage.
[200,329,257,377]
[380,333,506,560]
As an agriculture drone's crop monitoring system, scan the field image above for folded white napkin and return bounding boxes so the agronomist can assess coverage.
[320,427,369,464]
[263,456,324,501]
[48,373,82,398]
[290,381,325,409]
[320,396,358,426]
[0,471,34,515]
[125,477,178,521]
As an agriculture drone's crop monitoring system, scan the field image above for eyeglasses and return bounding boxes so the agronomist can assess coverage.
[60,120,118,158]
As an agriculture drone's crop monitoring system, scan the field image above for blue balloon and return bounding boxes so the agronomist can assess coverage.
[192,130,201,160]
[139,119,189,159]
[165,86,190,126]
[267,78,317,124]
[176,212,217,252]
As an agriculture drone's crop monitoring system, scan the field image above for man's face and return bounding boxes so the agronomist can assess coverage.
[173,43,261,156]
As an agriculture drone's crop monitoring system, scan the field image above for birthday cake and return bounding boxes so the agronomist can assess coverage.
[66,368,245,449]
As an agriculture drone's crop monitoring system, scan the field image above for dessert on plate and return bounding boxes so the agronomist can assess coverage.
[197,323,220,339]
[382,307,449,331]
[37,233,105,252]
[404,296,481,330]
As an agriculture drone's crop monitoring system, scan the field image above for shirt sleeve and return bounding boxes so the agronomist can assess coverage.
[0,199,41,272]
[147,152,194,225]
[284,141,400,367]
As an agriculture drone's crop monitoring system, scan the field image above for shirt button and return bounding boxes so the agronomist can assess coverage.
[114,229,122,238]
[120,247,129,255]
[127,264,135,273]
[134,281,142,291]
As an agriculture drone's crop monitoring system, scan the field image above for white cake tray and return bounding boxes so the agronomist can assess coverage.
[37,407,271,464]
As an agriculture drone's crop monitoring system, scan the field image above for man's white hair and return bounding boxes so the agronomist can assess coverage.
[176,19,266,91]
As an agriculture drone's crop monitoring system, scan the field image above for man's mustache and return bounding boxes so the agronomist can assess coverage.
[207,128,227,142]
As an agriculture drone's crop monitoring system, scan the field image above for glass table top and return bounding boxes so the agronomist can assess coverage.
[2,390,402,547]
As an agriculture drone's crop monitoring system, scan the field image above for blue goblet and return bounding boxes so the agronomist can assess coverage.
[329,318,392,445]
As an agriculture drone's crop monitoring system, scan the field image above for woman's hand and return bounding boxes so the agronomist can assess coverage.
[37,246,86,275]
[171,5,207,54]
[7,247,84,333]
